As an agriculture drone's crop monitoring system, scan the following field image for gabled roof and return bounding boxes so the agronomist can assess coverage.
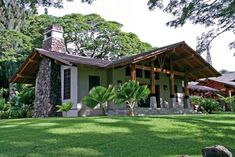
[10,41,221,84]
[35,48,111,67]
[209,72,235,83]
[198,72,235,90]
[107,41,185,67]
[188,83,219,92]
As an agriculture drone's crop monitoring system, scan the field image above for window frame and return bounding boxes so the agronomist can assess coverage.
[63,68,71,100]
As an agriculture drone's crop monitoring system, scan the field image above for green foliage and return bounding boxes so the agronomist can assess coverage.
[0,0,33,31]
[25,14,152,60]
[189,96,202,105]
[200,98,219,114]
[23,14,57,47]
[0,97,11,119]
[0,88,7,98]
[56,102,73,112]
[0,29,32,88]
[217,94,235,111]
[190,96,220,113]
[82,85,115,115]
[9,84,35,118]
[56,102,73,117]
[115,81,150,116]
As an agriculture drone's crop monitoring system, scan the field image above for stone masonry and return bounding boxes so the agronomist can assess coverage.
[34,58,61,117]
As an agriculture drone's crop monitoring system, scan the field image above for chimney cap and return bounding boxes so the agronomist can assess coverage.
[44,24,64,34]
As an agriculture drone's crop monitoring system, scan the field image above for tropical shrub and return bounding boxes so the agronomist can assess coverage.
[190,96,202,105]
[0,88,7,98]
[200,98,219,114]
[217,94,235,111]
[56,102,73,117]
[0,98,11,119]
[10,85,35,118]
[115,81,150,116]
[82,85,115,115]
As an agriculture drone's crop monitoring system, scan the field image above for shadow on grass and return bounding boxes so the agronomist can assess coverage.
[0,114,234,157]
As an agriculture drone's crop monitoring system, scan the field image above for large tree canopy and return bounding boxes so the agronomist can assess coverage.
[25,14,152,60]
[147,0,235,64]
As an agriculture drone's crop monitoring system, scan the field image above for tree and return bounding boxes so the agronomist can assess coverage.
[147,0,235,64]
[82,85,115,115]
[0,29,32,88]
[0,0,33,31]
[115,81,150,116]
[25,14,152,60]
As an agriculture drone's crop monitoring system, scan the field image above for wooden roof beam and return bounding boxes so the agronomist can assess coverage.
[29,58,39,64]
[17,74,34,80]
[135,64,185,77]
[173,54,195,63]
[186,66,209,74]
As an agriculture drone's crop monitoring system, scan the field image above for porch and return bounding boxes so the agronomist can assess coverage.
[107,42,221,112]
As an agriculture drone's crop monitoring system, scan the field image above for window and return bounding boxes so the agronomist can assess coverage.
[155,72,160,80]
[174,85,178,102]
[144,70,150,79]
[145,71,160,80]
[64,68,71,99]
[136,69,142,78]
[89,76,100,90]
[125,67,130,76]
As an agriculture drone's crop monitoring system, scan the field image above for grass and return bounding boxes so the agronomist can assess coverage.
[0,114,234,157]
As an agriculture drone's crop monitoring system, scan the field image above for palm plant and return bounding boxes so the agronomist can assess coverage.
[115,81,150,116]
[217,94,235,111]
[82,85,115,115]
[56,102,73,117]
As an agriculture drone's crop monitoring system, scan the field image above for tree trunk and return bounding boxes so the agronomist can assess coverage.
[101,102,108,116]
[128,106,134,116]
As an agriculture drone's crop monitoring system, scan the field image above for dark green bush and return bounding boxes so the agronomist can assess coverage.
[0,97,11,119]
[190,96,202,105]
[9,84,35,118]
[200,98,219,114]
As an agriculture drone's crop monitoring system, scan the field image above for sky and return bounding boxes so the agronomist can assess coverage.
[38,0,235,71]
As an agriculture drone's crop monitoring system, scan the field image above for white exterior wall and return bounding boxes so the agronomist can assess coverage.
[61,65,78,117]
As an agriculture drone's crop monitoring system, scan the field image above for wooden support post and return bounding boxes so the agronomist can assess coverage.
[150,62,155,94]
[150,62,157,108]
[184,77,190,109]
[226,88,232,97]
[184,77,189,97]
[130,64,136,81]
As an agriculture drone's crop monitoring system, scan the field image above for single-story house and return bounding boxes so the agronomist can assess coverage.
[198,72,235,97]
[10,25,220,117]
[188,82,219,97]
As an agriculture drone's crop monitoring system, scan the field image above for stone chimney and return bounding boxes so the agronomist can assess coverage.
[42,24,66,53]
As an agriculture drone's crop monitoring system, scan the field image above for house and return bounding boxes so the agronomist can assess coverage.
[10,25,220,117]
[188,82,219,98]
[198,72,235,97]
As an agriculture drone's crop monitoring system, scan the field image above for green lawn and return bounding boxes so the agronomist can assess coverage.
[0,114,234,157]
